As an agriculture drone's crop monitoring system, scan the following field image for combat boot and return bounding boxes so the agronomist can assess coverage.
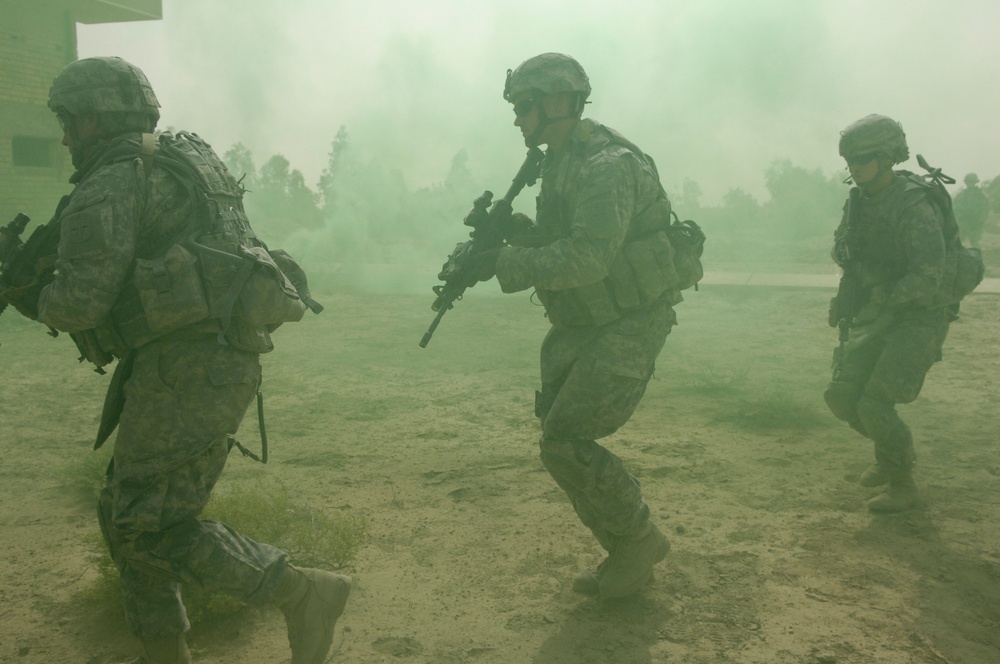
[116,635,190,664]
[573,557,658,596]
[573,527,629,596]
[597,522,670,599]
[867,470,918,513]
[272,564,352,664]
[859,462,889,487]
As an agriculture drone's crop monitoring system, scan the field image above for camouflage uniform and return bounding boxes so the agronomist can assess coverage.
[37,135,290,639]
[496,117,676,548]
[825,174,953,486]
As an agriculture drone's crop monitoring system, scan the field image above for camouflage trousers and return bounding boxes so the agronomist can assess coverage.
[824,308,951,467]
[536,298,675,547]
[98,337,288,639]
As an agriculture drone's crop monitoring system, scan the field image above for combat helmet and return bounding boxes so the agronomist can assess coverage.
[838,114,909,164]
[48,56,160,124]
[964,173,979,186]
[504,53,591,111]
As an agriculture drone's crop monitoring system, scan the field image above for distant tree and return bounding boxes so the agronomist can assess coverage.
[718,187,762,230]
[762,160,843,239]
[318,125,350,214]
[444,149,476,193]
[223,142,257,190]
[673,178,703,213]
[314,125,409,261]
[242,154,321,242]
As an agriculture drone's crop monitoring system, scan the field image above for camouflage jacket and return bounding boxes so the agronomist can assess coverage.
[494,119,667,327]
[953,185,990,228]
[833,173,952,311]
[38,133,191,334]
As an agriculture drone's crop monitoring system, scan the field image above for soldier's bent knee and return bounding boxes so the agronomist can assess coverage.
[539,437,598,490]
[824,381,860,422]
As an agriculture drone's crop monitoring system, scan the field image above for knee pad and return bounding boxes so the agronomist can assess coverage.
[824,381,860,422]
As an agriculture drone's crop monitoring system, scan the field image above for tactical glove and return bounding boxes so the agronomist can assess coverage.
[470,246,503,283]
[0,282,44,320]
[500,212,535,244]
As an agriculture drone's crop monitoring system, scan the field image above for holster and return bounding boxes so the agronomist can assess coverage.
[535,388,556,420]
[94,351,135,449]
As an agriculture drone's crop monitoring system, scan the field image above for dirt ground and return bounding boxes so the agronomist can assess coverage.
[1,278,998,664]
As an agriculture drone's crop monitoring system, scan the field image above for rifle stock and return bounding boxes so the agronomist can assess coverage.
[419,147,543,348]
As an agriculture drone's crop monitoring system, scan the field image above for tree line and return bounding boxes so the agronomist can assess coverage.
[225,127,996,273]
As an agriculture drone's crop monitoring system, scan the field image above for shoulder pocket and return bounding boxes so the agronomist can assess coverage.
[59,191,110,258]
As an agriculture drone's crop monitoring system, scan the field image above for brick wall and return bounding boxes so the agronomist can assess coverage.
[0,3,77,224]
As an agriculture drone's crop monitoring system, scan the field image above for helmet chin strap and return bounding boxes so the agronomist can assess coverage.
[526,95,581,146]
[69,133,106,169]
[855,157,895,193]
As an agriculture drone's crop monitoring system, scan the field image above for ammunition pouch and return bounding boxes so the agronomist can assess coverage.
[196,235,307,331]
[536,281,621,328]
[536,227,684,328]
[71,329,116,369]
[92,235,310,357]
[133,243,210,332]
[536,193,686,328]
[606,231,679,310]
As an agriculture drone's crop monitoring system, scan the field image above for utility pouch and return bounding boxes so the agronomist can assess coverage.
[235,246,308,329]
[665,217,705,291]
[195,232,242,317]
[133,243,210,332]
[952,246,985,302]
[622,231,678,303]
[534,389,556,420]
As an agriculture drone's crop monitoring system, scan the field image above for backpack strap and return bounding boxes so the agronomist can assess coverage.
[139,132,156,178]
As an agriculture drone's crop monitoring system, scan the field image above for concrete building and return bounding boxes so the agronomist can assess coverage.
[0,0,162,224]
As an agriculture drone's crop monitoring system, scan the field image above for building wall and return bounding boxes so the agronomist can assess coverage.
[0,1,162,226]
[0,2,77,223]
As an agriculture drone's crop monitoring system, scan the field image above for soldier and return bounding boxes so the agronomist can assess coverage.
[953,172,990,247]
[473,53,675,598]
[825,114,961,513]
[3,57,349,663]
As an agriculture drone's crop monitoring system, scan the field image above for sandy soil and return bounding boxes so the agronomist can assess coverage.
[1,279,998,664]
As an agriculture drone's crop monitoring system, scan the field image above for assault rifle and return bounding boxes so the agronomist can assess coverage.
[0,213,32,320]
[419,146,544,348]
[0,209,62,325]
[831,186,862,366]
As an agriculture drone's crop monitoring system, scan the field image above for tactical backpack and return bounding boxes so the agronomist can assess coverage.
[899,156,985,305]
[93,131,322,358]
[613,129,706,294]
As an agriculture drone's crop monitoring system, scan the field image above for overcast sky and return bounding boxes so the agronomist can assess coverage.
[77,0,999,203]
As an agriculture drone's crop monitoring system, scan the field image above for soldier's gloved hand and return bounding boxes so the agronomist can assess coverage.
[832,236,853,266]
[468,246,503,283]
[0,282,43,320]
[499,212,535,243]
